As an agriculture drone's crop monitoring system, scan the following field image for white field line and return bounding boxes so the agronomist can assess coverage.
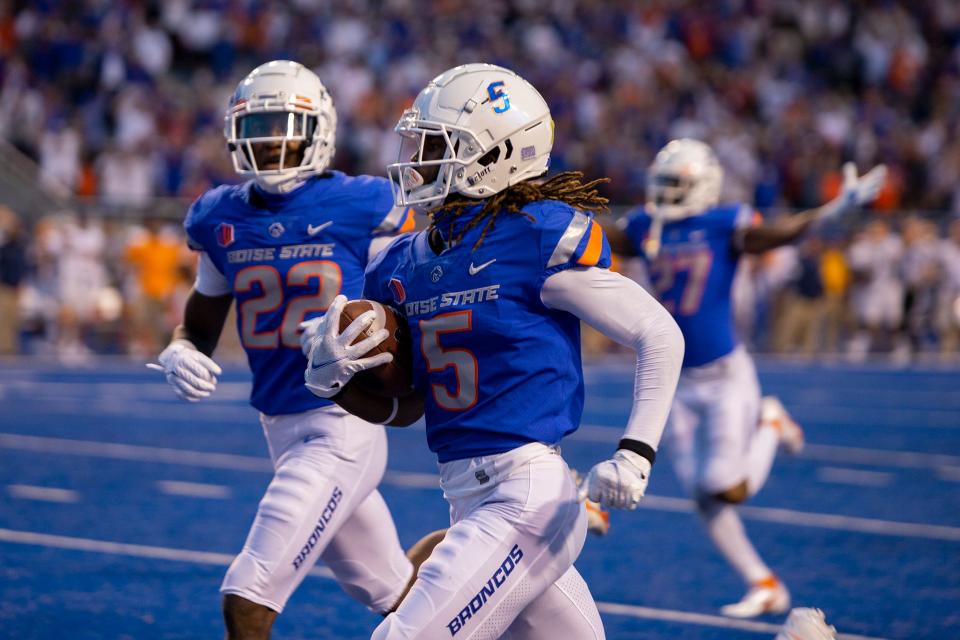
[816,467,893,488]
[0,432,273,472]
[0,527,886,639]
[156,480,232,499]
[0,527,332,579]
[572,424,960,470]
[2,433,959,543]
[7,484,80,503]
[936,466,960,482]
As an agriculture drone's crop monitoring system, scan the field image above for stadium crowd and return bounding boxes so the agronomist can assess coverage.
[1,0,960,361]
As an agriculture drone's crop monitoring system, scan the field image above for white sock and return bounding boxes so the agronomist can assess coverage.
[745,425,780,495]
[700,500,771,585]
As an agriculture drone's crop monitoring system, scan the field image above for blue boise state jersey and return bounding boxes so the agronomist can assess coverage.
[623,204,752,368]
[185,171,413,416]
[364,200,612,463]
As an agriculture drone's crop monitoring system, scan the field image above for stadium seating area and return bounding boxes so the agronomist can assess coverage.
[1,1,960,359]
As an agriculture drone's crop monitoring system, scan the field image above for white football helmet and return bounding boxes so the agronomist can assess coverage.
[388,63,553,210]
[224,60,336,192]
[647,138,723,221]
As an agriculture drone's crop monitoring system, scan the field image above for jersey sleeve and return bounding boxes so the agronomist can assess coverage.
[183,186,231,274]
[536,202,612,284]
[621,207,652,252]
[350,175,416,238]
[362,234,410,305]
[183,195,208,252]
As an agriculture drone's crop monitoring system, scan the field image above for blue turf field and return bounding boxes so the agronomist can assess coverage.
[1,359,958,639]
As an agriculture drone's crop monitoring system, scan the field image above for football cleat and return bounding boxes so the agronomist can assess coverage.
[571,469,611,536]
[720,575,790,618]
[761,396,804,455]
[775,608,838,640]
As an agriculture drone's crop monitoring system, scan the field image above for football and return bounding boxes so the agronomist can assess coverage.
[338,299,414,397]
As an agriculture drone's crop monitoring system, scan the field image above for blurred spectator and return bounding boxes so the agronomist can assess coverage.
[847,220,905,360]
[819,237,852,353]
[937,219,960,355]
[773,237,827,355]
[43,213,109,362]
[901,217,941,353]
[0,205,26,354]
[124,220,188,354]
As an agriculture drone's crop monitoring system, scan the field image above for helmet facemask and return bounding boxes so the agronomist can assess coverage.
[227,107,327,191]
[388,109,488,211]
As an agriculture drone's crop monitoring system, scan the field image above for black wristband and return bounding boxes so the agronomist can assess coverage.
[618,438,656,466]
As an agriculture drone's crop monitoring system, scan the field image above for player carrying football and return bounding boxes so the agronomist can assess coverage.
[604,139,886,618]
[304,63,685,639]
[150,60,419,639]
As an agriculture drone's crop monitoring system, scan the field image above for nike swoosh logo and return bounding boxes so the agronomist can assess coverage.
[307,221,333,236]
[310,355,347,371]
[468,259,496,275]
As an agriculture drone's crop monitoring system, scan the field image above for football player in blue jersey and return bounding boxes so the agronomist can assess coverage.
[603,139,886,618]
[304,63,684,640]
[149,60,421,639]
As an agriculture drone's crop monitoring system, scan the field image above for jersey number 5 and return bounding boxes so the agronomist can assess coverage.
[419,311,478,411]
[234,261,342,349]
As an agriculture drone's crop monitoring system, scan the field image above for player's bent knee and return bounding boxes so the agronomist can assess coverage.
[222,594,278,640]
[711,480,749,505]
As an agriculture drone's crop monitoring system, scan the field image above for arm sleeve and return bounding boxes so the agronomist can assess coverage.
[540,266,684,449]
[194,252,232,297]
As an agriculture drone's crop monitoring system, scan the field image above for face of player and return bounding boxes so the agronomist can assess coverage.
[412,133,449,185]
[237,112,311,171]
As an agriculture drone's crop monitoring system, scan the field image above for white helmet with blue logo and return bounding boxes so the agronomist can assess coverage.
[647,138,723,221]
[388,63,553,209]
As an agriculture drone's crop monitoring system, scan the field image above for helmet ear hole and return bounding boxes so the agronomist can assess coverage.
[477,146,501,167]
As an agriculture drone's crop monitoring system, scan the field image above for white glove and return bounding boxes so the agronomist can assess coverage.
[580,449,652,510]
[304,295,394,398]
[147,339,222,402]
[819,162,887,221]
[299,316,326,356]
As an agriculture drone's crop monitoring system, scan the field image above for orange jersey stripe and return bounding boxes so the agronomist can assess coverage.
[577,220,603,266]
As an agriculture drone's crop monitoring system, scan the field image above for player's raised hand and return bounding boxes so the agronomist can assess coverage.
[820,162,887,221]
[580,449,652,510]
[304,295,393,398]
[148,340,222,402]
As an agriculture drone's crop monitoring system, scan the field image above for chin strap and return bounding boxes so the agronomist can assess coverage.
[255,174,308,194]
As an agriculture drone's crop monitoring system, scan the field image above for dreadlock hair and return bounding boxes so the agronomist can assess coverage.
[429,170,611,251]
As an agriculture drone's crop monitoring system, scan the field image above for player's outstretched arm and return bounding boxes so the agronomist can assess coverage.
[149,288,233,402]
[741,163,886,254]
[541,266,684,509]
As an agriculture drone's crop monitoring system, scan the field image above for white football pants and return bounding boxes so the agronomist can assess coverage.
[372,442,605,640]
[666,346,762,495]
[220,406,413,613]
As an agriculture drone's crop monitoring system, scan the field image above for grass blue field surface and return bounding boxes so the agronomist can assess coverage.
[1,359,958,639]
